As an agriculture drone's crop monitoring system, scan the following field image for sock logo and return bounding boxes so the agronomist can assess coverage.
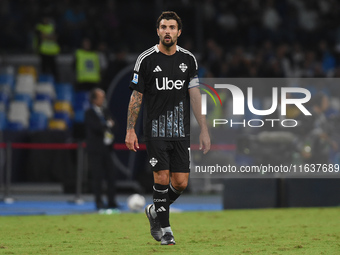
[149,157,158,167]
[156,206,166,212]
[153,198,166,202]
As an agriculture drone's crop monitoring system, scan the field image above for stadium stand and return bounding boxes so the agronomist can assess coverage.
[29,112,48,131]
[36,82,56,100]
[33,101,54,119]
[17,65,38,80]
[14,93,33,110]
[0,111,6,130]
[1,0,340,199]
[38,74,55,84]
[7,101,30,129]
[48,119,67,130]
[15,74,36,98]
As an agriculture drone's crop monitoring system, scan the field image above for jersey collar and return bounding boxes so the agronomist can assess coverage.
[154,44,179,53]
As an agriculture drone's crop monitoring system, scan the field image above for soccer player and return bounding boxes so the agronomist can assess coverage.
[125,11,210,245]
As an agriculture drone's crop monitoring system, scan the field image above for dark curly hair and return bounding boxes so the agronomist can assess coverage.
[156,11,182,30]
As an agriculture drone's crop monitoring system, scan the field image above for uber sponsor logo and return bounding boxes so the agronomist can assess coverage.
[156,77,185,90]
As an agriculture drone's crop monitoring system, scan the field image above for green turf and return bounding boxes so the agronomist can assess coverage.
[0,208,339,255]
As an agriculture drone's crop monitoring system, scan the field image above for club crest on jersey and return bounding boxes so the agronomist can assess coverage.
[149,157,158,167]
[132,73,138,84]
[179,63,188,72]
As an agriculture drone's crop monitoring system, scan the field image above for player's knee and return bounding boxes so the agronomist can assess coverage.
[154,171,169,185]
[172,180,188,192]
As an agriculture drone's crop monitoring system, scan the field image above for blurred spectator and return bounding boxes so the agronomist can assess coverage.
[35,15,60,81]
[102,0,121,47]
[97,41,110,89]
[318,40,336,75]
[74,38,101,91]
[300,93,337,164]
[0,0,339,82]
[262,0,281,31]
[102,46,129,92]
[85,88,118,210]
[60,2,86,49]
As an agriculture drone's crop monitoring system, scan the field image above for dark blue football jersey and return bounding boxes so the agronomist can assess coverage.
[129,45,199,141]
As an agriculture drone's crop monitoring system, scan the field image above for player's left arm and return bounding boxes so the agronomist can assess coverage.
[189,87,210,154]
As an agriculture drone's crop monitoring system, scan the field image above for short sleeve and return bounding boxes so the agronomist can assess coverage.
[129,57,146,93]
[188,54,199,89]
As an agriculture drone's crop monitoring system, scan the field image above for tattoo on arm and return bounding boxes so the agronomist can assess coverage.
[127,90,143,130]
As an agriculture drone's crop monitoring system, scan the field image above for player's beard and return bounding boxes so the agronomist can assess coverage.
[161,36,177,47]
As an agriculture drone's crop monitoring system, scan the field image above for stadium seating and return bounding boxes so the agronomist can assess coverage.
[18,65,38,80]
[54,112,71,127]
[73,109,85,123]
[0,70,89,131]
[15,93,33,110]
[36,82,56,100]
[55,83,73,102]
[0,111,6,130]
[0,74,15,90]
[15,74,36,98]
[0,90,10,108]
[35,93,53,103]
[0,82,12,110]
[29,112,48,131]
[0,102,6,112]
[6,121,25,131]
[48,119,67,130]
[54,101,73,115]
[0,83,12,94]
[73,91,90,123]
[38,74,55,84]
[7,101,30,128]
[54,100,73,128]
[33,101,54,119]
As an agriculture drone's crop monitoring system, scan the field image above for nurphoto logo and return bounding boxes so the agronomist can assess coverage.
[199,81,312,129]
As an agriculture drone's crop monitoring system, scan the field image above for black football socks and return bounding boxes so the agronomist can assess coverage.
[168,182,183,204]
[153,183,172,234]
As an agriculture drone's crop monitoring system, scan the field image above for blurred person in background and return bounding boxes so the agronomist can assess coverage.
[60,2,86,50]
[300,93,337,164]
[97,41,110,90]
[74,38,101,91]
[102,46,129,92]
[85,88,118,210]
[35,15,60,81]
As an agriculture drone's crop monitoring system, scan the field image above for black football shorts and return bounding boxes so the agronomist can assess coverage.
[145,140,190,172]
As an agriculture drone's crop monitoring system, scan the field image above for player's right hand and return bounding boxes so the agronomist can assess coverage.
[125,129,139,152]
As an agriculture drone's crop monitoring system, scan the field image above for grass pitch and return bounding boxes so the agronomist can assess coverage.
[0,207,339,255]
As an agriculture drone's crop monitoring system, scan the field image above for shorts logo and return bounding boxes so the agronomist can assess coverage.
[179,63,187,72]
[149,157,158,167]
[132,73,138,84]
